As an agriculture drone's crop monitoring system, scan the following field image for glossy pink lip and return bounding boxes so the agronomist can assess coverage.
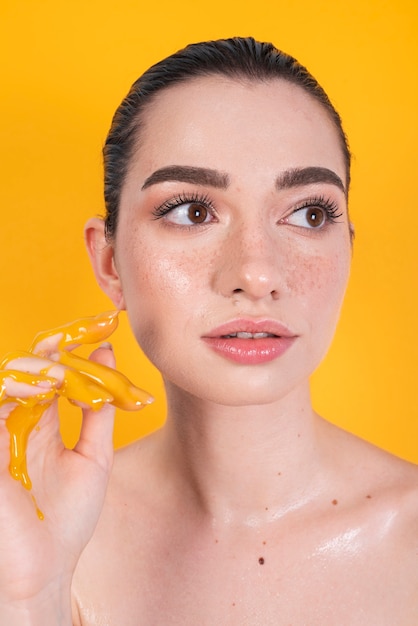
[202,319,297,365]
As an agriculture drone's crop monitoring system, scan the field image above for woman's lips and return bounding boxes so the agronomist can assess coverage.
[202,319,297,365]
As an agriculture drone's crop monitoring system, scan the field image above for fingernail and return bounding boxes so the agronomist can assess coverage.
[100,342,113,350]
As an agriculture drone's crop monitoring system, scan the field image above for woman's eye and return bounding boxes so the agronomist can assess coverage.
[163,202,211,225]
[286,206,326,229]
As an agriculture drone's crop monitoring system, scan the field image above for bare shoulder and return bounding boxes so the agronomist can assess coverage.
[292,421,418,622]
[72,424,418,624]
[323,419,418,553]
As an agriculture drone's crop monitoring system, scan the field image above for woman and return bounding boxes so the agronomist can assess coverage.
[1,38,417,625]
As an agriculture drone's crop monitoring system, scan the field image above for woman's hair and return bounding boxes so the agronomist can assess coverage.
[103,36,350,240]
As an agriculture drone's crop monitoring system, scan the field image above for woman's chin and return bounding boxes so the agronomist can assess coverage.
[163,373,309,410]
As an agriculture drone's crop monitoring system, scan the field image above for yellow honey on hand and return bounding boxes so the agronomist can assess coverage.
[0,311,153,516]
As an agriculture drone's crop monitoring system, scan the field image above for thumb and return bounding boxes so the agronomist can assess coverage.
[73,345,116,471]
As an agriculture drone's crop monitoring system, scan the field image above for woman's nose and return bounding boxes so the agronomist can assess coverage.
[212,223,284,301]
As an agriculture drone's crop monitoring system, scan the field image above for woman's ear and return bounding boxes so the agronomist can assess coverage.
[84,218,126,310]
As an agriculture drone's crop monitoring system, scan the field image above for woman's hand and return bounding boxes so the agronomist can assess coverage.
[0,312,152,623]
[0,344,116,622]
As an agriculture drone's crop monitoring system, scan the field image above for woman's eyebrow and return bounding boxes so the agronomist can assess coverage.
[276,167,346,194]
[141,164,345,195]
[141,165,230,190]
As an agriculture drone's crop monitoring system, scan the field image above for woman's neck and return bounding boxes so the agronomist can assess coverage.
[157,381,328,525]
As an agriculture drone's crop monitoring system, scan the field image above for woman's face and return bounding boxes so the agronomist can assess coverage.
[106,76,352,406]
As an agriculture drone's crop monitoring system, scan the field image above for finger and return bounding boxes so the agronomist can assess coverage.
[74,346,117,470]
[57,349,154,411]
[28,332,63,358]
[57,367,113,409]
[0,353,63,399]
[0,351,56,371]
[0,357,64,406]
[89,343,116,368]
[1,352,113,410]
[0,370,56,402]
[0,368,56,420]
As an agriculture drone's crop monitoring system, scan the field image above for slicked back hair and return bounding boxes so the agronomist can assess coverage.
[103,37,350,240]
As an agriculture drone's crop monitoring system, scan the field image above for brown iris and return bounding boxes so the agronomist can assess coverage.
[306,207,325,227]
[187,203,208,224]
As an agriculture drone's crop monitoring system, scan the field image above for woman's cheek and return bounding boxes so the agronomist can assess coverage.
[284,249,350,347]
[153,257,195,295]
[123,243,196,300]
[287,246,349,297]
[122,249,200,353]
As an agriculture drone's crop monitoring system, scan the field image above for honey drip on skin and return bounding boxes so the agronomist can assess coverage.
[0,311,153,518]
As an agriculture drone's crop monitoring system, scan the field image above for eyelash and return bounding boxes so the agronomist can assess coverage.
[293,195,343,223]
[152,192,215,221]
[151,192,343,229]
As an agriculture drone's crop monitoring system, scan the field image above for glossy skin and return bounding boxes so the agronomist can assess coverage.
[104,78,351,409]
[0,76,417,625]
[74,77,418,624]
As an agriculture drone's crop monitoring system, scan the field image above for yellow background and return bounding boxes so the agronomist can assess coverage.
[1,0,417,460]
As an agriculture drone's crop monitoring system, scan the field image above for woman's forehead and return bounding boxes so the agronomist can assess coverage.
[132,76,347,185]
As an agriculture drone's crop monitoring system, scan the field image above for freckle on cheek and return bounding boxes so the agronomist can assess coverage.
[286,254,344,296]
